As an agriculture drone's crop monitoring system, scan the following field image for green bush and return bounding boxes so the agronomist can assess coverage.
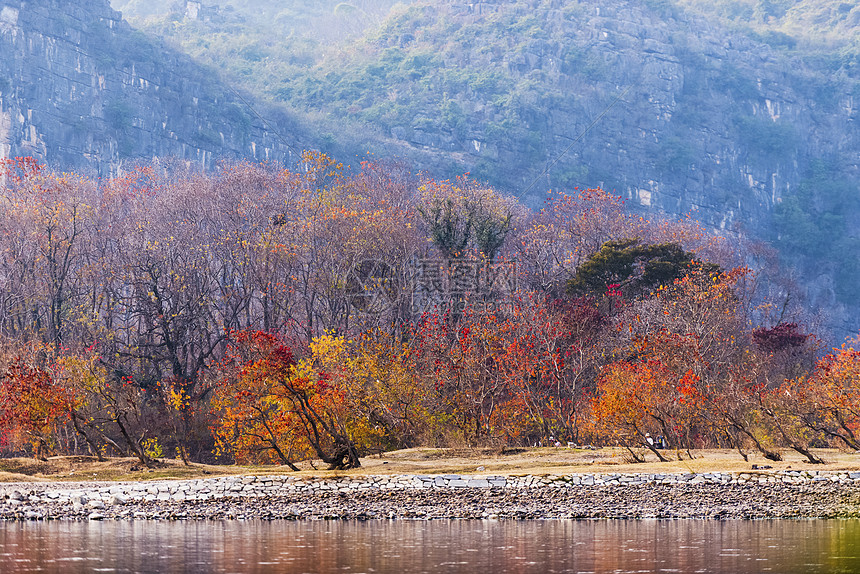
[733,115,797,158]
[773,157,860,303]
[657,136,697,173]
[104,99,134,131]
[194,127,222,149]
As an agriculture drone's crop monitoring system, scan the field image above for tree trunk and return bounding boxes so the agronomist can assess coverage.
[71,411,105,462]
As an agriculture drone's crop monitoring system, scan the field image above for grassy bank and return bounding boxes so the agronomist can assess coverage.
[3,447,860,484]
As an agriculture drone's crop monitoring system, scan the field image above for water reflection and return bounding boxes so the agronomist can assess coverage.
[1,519,860,573]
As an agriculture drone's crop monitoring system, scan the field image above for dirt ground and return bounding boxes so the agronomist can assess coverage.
[2,447,860,483]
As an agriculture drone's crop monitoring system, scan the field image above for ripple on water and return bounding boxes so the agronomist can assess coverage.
[0,520,859,573]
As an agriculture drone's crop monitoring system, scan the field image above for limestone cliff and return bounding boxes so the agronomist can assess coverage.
[271,0,860,336]
[349,1,859,230]
[0,0,302,176]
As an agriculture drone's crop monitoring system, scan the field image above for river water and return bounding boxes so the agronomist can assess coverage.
[1,519,859,573]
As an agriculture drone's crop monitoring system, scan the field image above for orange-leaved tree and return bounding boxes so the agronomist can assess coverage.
[489,294,605,445]
[0,354,73,459]
[786,340,860,452]
[212,330,363,469]
[591,338,703,463]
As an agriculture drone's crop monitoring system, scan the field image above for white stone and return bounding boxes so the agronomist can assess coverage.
[0,6,19,27]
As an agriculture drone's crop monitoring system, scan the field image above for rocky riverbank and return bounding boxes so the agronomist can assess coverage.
[3,470,860,521]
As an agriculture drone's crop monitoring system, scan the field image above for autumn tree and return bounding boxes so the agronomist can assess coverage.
[0,351,73,459]
[318,329,434,449]
[410,308,513,445]
[0,158,99,351]
[591,351,702,462]
[592,264,780,460]
[782,341,860,453]
[516,189,636,295]
[488,294,606,444]
[213,330,365,469]
[54,350,165,466]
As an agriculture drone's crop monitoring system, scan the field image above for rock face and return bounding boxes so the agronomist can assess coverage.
[0,0,301,176]
[288,0,859,335]
[376,1,858,228]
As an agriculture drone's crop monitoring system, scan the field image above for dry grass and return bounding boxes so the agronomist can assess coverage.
[0,456,232,483]
[344,447,860,478]
[2,447,860,483]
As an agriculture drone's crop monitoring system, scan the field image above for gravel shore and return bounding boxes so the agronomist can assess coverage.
[3,471,860,521]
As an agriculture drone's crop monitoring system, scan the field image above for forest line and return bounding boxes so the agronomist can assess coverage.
[0,153,856,469]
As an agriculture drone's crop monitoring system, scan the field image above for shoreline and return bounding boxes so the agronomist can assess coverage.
[3,470,860,521]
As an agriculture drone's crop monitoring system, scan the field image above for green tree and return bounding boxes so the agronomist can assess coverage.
[567,239,720,299]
